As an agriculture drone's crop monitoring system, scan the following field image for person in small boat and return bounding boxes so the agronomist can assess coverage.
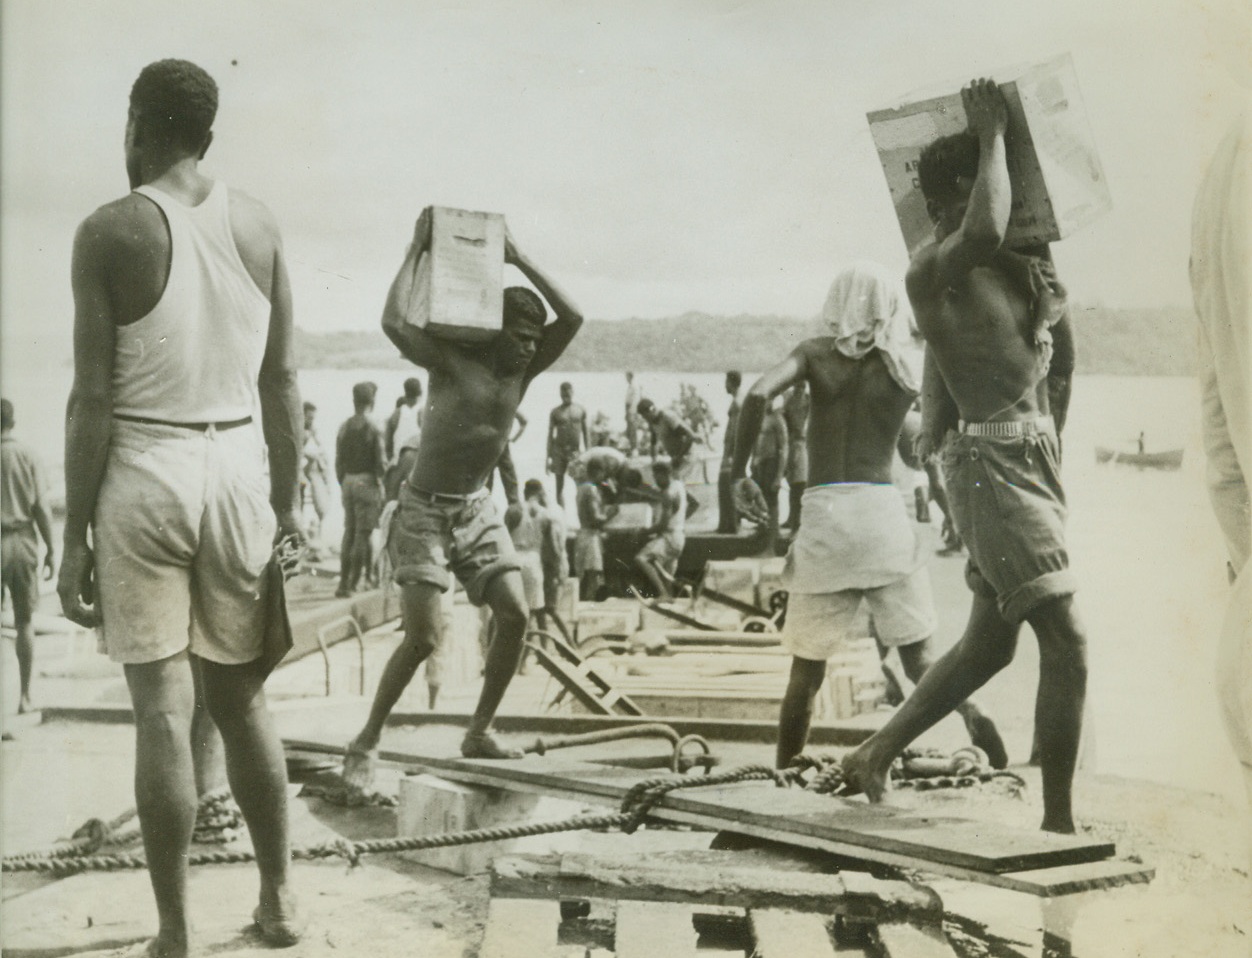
[840,79,1087,834]
[343,209,584,777]
[733,261,1004,773]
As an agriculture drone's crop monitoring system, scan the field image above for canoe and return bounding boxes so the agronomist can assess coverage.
[1095,447,1184,470]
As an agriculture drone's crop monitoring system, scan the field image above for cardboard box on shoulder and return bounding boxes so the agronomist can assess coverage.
[867,54,1111,257]
[403,206,506,341]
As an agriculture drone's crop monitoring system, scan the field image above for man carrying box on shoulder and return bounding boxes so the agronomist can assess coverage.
[344,209,583,781]
[841,79,1086,834]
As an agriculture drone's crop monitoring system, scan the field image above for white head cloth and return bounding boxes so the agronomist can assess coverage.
[821,261,922,396]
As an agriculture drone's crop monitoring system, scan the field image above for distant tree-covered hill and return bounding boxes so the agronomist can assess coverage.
[295,305,1199,376]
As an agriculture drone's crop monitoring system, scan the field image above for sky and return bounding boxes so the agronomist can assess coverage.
[1,0,1248,367]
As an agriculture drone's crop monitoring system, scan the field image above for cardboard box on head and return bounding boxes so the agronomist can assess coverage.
[868,54,1112,257]
[403,206,506,340]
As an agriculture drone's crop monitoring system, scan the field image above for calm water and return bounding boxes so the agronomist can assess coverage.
[3,365,1242,800]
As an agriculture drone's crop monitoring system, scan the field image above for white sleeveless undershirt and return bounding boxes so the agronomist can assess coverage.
[112,181,271,422]
[392,402,422,452]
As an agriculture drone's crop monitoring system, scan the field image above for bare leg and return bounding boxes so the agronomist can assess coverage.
[580,570,603,602]
[350,581,442,756]
[896,639,1008,770]
[198,655,299,939]
[190,666,226,796]
[338,499,356,596]
[15,618,34,713]
[1026,596,1088,834]
[123,653,197,958]
[842,593,1019,801]
[776,657,826,768]
[634,555,669,599]
[553,466,567,507]
[463,571,528,757]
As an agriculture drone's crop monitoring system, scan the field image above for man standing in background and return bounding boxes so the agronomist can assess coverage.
[547,381,588,507]
[1,398,56,714]
[336,381,385,597]
[624,371,642,453]
[57,59,303,953]
[384,376,423,501]
[717,370,743,534]
[300,401,331,552]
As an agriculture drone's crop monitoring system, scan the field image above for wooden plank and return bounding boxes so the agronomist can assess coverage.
[750,908,836,958]
[478,898,560,958]
[285,737,1146,896]
[872,921,959,957]
[490,853,940,921]
[614,901,697,958]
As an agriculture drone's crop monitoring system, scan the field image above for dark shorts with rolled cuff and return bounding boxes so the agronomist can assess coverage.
[941,416,1077,623]
[388,485,521,606]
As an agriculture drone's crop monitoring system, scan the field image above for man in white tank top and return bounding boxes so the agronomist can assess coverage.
[58,60,303,954]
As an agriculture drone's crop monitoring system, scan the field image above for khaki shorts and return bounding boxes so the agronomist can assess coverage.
[1,527,40,625]
[782,567,936,661]
[388,486,520,606]
[95,419,275,666]
[941,418,1077,623]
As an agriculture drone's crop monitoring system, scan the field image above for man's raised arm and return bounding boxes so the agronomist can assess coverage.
[58,214,119,627]
[381,209,445,371]
[258,230,304,540]
[732,349,805,481]
[506,227,584,378]
[931,79,1012,288]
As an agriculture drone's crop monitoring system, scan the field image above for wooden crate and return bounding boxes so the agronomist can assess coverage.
[868,53,1111,256]
[402,205,505,340]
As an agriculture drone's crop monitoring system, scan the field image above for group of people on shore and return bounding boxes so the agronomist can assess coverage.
[1,57,1241,957]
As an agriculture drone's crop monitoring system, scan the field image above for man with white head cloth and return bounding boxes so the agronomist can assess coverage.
[734,262,1003,769]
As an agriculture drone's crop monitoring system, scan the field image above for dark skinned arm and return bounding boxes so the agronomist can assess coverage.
[257,233,304,537]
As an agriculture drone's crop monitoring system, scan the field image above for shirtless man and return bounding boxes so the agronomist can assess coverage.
[841,80,1087,834]
[344,210,583,776]
[734,261,1001,771]
[547,382,588,507]
[637,398,697,477]
[634,459,686,599]
[58,60,303,953]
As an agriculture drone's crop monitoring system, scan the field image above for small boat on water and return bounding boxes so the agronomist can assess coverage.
[1095,446,1184,470]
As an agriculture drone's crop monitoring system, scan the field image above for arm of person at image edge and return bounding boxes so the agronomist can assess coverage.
[909,78,1012,463]
[732,350,806,514]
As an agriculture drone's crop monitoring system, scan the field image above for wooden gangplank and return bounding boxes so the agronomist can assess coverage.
[286,737,1153,896]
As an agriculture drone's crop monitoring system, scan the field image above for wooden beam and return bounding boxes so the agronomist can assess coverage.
[872,921,959,957]
[478,898,560,958]
[490,853,940,922]
[750,909,837,958]
[614,901,697,958]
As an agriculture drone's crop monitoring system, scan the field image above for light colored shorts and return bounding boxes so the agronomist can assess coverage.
[388,486,520,606]
[515,550,544,610]
[574,529,604,575]
[941,417,1077,623]
[639,531,685,573]
[95,419,276,666]
[782,567,936,661]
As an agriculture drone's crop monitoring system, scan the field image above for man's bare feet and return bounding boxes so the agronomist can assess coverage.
[104,935,186,957]
[17,696,33,714]
[965,714,1009,770]
[838,747,891,803]
[252,897,305,947]
[461,730,523,760]
[342,740,377,789]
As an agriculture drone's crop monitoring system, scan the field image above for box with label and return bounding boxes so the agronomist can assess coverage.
[867,54,1111,256]
[403,206,506,340]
